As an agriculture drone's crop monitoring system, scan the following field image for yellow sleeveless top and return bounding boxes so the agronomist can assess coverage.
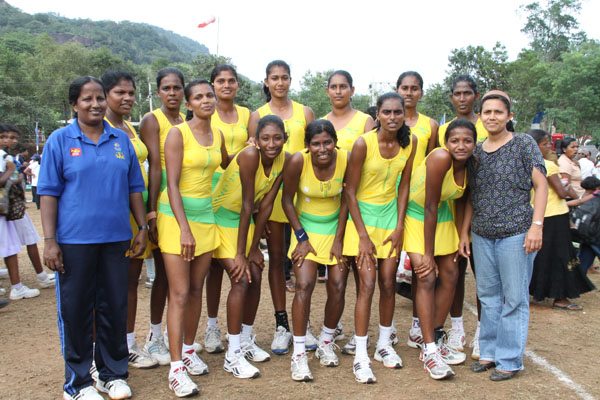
[537,159,569,217]
[213,147,285,217]
[211,104,250,175]
[439,118,488,147]
[409,113,435,167]
[257,100,307,154]
[158,122,222,223]
[149,108,185,191]
[324,110,371,152]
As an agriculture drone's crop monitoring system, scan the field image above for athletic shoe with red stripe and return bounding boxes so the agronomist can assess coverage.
[169,367,198,398]
[422,350,454,380]
[182,349,209,375]
[407,329,424,349]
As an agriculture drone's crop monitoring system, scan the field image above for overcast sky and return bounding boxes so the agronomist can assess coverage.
[9,0,600,94]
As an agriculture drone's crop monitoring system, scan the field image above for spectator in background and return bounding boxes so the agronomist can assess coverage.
[558,137,584,198]
[577,149,597,179]
[25,154,41,209]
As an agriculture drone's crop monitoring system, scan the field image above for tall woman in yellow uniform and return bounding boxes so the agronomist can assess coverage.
[204,64,251,354]
[158,80,228,398]
[139,68,187,365]
[344,92,417,383]
[213,115,287,379]
[248,60,314,354]
[404,119,475,380]
[282,120,348,382]
[102,70,158,370]
[323,70,376,353]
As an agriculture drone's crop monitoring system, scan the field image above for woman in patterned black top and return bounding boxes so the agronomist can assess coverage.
[459,90,547,381]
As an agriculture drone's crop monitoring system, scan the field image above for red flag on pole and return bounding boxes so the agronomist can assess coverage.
[198,16,216,28]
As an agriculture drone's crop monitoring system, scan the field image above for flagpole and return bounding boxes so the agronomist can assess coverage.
[216,17,220,56]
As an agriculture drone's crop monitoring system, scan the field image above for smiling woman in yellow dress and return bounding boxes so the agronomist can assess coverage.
[248,60,314,355]
[157,79,228,398]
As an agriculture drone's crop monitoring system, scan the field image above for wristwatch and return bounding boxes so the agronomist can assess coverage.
[138,225,149,230]
[532,220,543,227]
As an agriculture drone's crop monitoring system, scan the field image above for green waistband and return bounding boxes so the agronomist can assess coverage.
[214,206,254,228]
[299,210,339,235]
[405,199,454,223]
[349,199,398,230]
[159,196,214,224]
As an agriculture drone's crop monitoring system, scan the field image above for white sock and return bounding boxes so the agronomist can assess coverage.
[293,335,305,356]
[354,335,369,360]
[182,343,194,355]
[170,360,184,374]
[127,332,136,350]
[150,322,162,339]
[241,324,253,342]
[411,317,421,330]
[451,316,464,332]
[377,325,392,348]
[207,317,218,329]
[12,282,22,291]
[37,271,48,280]
[424,342,437,356]
[319,325,335,343]
[227,333,241,357]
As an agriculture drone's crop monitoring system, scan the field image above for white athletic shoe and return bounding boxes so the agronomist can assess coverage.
[374,344,403,369]
[144,334,171,365]
[89,360,99,383]
[316,340,339,367]
[470,333,480,360]
[353,358,376,384]
[436,336,466,365]
[63,386,103,400]
[9,285,40,300]
[290,353,313,382]
[407,329,424,349]
[271,326,292,355]
[389,326,399,346]
[342,333,370,355]
[0,288,5,296]
[224,350,260,379]
[241,335,270,362]
[447,328,466,352]
[38,274,55,288]
[422,350,455,380]
[128,342,158,369]
[204,325,225,353]
[182,350,209,376]
[169,366,199,398]
[96,378,132,400]
[333,324,345,342]
[305,326,318,352]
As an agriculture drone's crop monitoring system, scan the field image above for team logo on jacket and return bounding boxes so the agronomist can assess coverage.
[70,148,81,157]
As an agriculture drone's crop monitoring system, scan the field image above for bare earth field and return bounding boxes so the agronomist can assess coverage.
[1,205,599,400]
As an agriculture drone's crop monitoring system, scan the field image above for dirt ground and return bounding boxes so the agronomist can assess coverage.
[1,204,600,400]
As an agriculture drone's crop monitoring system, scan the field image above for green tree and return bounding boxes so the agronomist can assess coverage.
[419,83,454,123]
[293,70,333,118]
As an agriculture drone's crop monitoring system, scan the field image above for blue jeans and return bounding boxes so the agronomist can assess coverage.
[471,231,536,371]
[579,244,600,274]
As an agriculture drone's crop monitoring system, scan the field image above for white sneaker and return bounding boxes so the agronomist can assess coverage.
[374,344,403,369]
[342,333,370,355]
[316,340,339,367]
[447,328,466,352]
[182,350,209,375]
[470,333,480,360]
[63,386,104,400]
[144,278,154,288]
[407,328,424,349]
[271,326,292,355]
[0,287,6,296]
[128,342,158,369]
[96,378,132,400]
[290,353,313,381]
[38,274,55,288]
[353,358,376,384]
[436,336,466,365]
[9,285,40,300]
[241,335,270,362]
[333,324,345,342]
[204,325,225,353]
[422,350,455,380]
[305,326,318,352]
[169,366,199,398]
[144,334,171,365]
[224,350,260,379]
[389,326,399,346]
[0,268,8,278]
[89,360,98,383]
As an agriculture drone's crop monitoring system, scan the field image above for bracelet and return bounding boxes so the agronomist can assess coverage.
[44,237,56,241]
[532,220,543,227]
[295,228,309,242]
[146,211,157,220]
[138,225,149,230]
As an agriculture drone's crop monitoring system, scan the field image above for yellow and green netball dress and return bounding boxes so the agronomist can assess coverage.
[105,118,152,258]
[150,108,186,191]
[324,111,371,152]
[438,118,488,148]
[403,149,467,256]
[343,130,413,258]
[157,122,221,256]
[211,105,250,189]
[288,150,348,265]
[212,148,285,259]
[410,113,436,167]
[257,101,307,222]
[537,159,569,218]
